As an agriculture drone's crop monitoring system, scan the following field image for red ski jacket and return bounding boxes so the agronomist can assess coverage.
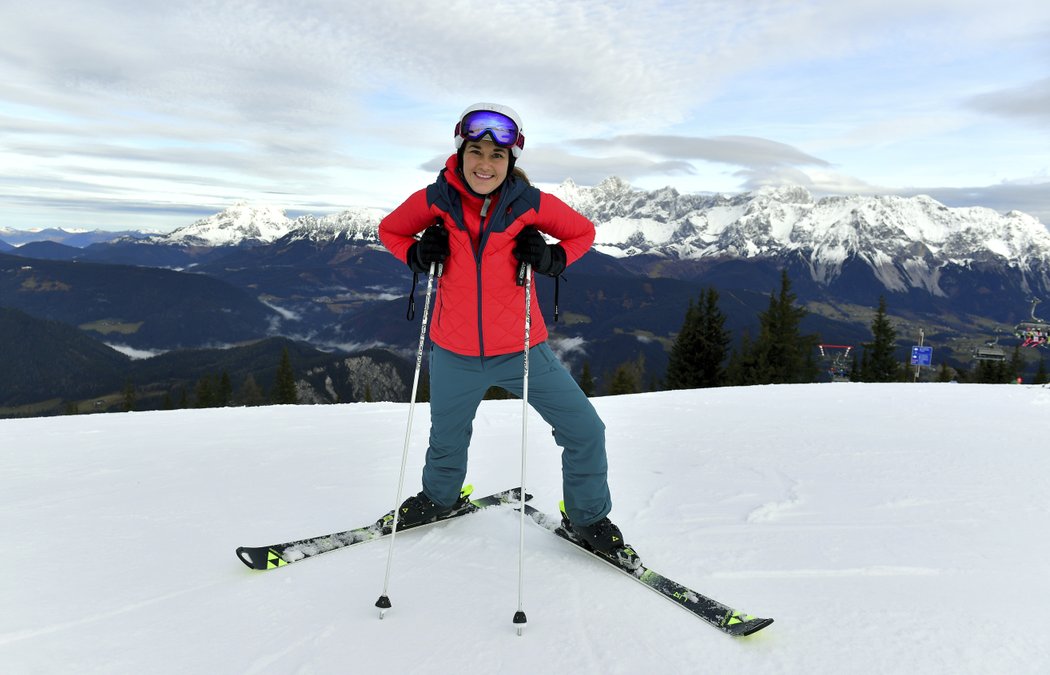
[379,154,595,357]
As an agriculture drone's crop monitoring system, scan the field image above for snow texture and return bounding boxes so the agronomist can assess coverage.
[2,384,1050,673]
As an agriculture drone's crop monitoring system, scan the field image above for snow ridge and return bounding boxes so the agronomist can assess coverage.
[150,202,385,247]
[139,182,1050,295]
[552,179,1050,294]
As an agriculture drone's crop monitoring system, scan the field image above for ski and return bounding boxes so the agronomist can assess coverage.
[524,504,773,637]
[236,486,528,571]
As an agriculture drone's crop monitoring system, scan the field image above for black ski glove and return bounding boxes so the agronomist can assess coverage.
[407,225,449,274]
[513,227,566,277]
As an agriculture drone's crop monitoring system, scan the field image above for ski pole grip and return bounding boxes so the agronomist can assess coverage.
[515,261,528,286]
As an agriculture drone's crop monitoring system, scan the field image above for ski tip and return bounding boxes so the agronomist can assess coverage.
[235,546,263,570]
[236,546,287,571]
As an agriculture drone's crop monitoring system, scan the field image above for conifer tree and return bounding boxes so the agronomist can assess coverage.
[666,287,731,389]
[236,374,265,406]
[1008,345,1024,383]
[122,380,136,412]
[218,371,233,407]
[578,361,595,397]
[859,296,899,382]
[726,332,765,386]
[606,354,645,395]
[726,270,817,385]
[272,347,298,404]
[974,358,1007,384]
[608,362,640,395]
[195,375,215,408]
[1034,358,1048,385]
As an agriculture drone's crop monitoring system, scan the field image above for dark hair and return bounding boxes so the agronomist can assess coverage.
[511,167,531,185]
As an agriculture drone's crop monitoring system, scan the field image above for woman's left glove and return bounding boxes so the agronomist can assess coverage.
[407,225,449,274]
[513,227,566,277]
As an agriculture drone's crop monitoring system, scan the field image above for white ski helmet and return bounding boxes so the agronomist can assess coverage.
[454,102,525,158]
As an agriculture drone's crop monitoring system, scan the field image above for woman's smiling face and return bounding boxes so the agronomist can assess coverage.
[461,139,509,195]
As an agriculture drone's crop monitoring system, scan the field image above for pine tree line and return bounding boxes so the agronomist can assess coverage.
[581,269,1048,395]
[96,347,300,414]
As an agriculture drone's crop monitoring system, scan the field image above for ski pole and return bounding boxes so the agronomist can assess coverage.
[376,260,441,618]
[513,263,532,636]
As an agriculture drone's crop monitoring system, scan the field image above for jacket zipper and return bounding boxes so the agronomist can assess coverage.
[475,196,491,357]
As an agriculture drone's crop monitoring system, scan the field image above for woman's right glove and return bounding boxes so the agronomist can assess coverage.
[513,226,566,277]
[407,225,449,273]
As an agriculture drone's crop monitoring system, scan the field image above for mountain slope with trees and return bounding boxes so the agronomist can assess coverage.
[0,252,279,349]
[0,307,130,407]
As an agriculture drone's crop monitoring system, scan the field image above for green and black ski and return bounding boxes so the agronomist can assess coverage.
[236,486,528,571]
[524,504,773,637]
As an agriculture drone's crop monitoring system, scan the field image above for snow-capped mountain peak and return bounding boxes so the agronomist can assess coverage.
[151,202,295,246]
[553,179,1050,295]
[124,181,1050,299]
[145,202,387,247]
[282,207,385,245]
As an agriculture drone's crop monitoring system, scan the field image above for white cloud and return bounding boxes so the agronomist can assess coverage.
[104,343,166,360]
[2,1,1050,230]
[967,76,1050,127]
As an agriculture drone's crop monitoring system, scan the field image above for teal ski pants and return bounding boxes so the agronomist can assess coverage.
[423,342,611,527]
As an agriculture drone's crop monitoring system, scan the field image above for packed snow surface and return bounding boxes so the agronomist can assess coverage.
[3,384,1049,674]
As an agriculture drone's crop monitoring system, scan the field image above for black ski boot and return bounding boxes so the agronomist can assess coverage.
[376,489,471,533]
[561,508,642,570]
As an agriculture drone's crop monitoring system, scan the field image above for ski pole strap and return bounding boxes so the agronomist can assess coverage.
[553,274,561,322]
[406,272,419,321]
[515,260,529,287]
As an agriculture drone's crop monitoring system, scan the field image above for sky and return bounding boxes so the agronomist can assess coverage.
[1,0,1049,232]
[3,384,1049,672]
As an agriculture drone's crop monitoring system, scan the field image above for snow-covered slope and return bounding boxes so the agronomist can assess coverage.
[3,384,1049,673]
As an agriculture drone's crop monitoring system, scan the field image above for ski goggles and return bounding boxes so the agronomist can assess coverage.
[456,109,524,153]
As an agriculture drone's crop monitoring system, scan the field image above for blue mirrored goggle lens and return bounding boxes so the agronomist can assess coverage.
[460,110,519,146]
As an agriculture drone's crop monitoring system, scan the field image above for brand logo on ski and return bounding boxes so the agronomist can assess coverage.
[266,549,288,569]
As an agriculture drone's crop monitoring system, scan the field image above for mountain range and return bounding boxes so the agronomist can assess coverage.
[3,181,1049,414]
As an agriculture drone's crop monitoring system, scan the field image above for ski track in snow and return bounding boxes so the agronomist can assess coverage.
[245,624,337,675]
[0,582,220,646]
[745,478,803,523]
[711,565,943,579]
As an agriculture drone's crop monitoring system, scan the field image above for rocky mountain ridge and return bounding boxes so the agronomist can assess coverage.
[126,182,1050,298]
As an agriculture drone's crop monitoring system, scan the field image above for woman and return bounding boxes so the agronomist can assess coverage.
[378,102,634,562]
